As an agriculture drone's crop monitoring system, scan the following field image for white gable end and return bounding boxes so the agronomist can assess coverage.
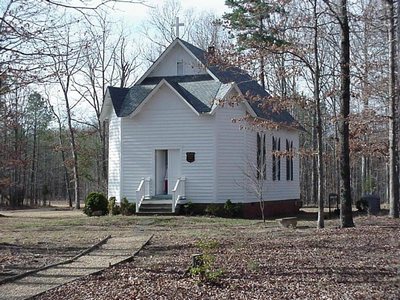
[120,84,215,202]
[129,80,200,117]
[148,43,207,77]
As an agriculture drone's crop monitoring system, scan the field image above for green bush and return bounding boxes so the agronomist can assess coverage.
[189,239,223,284]
[205,204,223,217]
[183,200,194,215]
[120,198,136,216]
[83,192,109,217]
[223,199,243,218]
[108,197,121,215]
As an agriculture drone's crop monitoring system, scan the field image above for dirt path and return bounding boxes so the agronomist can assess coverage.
[0,234,152,300]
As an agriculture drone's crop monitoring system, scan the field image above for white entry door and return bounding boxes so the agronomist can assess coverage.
[155,150,167,195]
[167,149,181,194]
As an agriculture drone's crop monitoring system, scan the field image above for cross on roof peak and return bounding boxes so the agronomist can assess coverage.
[175,17,184,38]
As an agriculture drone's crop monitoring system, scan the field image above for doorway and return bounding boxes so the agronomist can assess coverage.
[155,150,168,195]
[155,149,181,195]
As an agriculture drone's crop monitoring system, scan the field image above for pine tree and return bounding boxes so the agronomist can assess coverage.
[223,0,287,89]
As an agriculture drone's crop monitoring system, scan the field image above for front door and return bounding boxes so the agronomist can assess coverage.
[167,149,181,194]
[155,150,168,195]
[155,149,181,195]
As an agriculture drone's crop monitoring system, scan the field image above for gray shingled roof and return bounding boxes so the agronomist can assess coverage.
[107,75,227,116]
[179,39,299,127]
[106,38,299,128]
[141,75,221,113]
[107,87,129,117]
[108,85,156,117]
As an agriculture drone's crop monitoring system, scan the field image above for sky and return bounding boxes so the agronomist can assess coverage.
[113,0,228,27]
[47,0,229,122]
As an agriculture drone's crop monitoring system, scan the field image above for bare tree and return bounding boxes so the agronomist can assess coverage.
[336,0,355,227]
[140,0,225,64]
[386,0,399,218]
[49,23,85,209]
[73,13,140,190]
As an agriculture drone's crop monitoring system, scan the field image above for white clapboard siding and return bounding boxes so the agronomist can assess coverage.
[214,102,247,203]
[107,111,121,202]
[264,129,300,200]
[120,84,215,203]
[244,128,300,202]
[149,44,207,77]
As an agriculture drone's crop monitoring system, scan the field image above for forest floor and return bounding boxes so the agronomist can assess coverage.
[0,206,399,299]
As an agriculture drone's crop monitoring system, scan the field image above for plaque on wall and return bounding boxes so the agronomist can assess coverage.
[186,152,195,163]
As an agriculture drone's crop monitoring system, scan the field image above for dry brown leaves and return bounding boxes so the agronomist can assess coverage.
[0,242,83,281]
[34,216,400,300]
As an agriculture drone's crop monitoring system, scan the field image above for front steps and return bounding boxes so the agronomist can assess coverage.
[137,195,174,214]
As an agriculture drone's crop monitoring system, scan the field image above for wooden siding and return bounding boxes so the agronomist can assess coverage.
[149,44,207,77]
[214,102,247,203]
[245,128,300,202]
[107,111,121,202]
[120,84,215,203]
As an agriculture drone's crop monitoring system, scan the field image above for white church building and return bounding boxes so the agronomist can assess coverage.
[100,38,302,217]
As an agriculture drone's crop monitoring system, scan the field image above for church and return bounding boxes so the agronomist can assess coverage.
[100,37,302,217]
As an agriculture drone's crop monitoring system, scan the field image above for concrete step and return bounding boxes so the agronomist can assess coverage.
[138,202,173,214]
[141,199,172,205]
[150,194,172,200]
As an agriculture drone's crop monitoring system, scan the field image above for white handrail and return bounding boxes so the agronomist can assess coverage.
[135,177,151,213]
[136,178,145,213]
[172,177,186,213]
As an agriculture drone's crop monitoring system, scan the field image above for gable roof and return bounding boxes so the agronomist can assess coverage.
[106,75,231,117]
[142,75,221,114]
[103,38,300,129]
[178,39,299,128]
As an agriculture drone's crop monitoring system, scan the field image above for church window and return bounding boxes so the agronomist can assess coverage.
[257,133,266,180]
[286,139,294,181]
[272,136,281,181]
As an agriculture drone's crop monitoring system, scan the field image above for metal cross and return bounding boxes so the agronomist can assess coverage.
[175,17,184,38]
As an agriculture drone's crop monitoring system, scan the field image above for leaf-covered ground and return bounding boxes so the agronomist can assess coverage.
[34,215,400,300]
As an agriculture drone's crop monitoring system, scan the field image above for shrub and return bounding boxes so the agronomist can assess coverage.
[205,204,222,217]
[189,239,223,284]
[183,200,194,215]
[120,198,136,216]
[223,199,242,218]
[83,192,109,217]
[108,197,121,215]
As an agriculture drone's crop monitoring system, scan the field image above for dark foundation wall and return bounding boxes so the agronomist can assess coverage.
[178,199,302,219]
[242,199,302,219]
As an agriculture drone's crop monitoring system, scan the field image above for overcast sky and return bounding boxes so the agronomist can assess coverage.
[113,0,228,28]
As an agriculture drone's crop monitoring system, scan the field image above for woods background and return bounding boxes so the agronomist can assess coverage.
[0,0,398,217]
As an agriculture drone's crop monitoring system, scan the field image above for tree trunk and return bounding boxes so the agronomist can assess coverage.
[339,0,354,228]
[30,119,37,206]
[259,16,266,90]
[312,114,318,206]
[388,0,399,218]
[50,101,73,207]
[313,0,324,229]
[64,91,80,209]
